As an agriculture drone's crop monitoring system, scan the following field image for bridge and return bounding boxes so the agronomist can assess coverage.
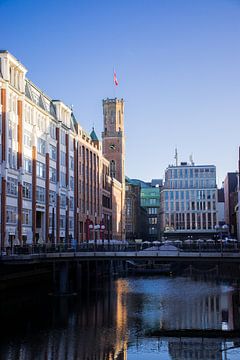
[1,246,240,294]
[1,248,240,264]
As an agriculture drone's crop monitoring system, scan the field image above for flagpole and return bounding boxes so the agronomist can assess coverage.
[113,67,116,98]
[113,67,118,98]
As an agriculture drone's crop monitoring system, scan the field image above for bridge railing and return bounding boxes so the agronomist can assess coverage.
[1,242,240,256]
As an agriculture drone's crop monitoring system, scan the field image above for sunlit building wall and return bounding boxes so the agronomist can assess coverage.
[0,50,125,246]
[161,162,218,238]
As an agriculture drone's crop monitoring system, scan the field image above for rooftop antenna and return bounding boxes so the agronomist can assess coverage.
[189,153,194,166]
[174,148,178,166]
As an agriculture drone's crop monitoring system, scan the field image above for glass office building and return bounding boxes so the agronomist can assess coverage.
[128,179,162,241]
[161,162,217,237]
[141,187,161,240]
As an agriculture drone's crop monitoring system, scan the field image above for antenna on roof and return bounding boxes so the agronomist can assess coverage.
[174,148,178,166]
[189,153,194,166]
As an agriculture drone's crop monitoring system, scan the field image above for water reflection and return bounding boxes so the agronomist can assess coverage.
[1,276,240,360]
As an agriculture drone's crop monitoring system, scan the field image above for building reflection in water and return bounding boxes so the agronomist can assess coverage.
[1,279,129,360]
[1,277,240,360]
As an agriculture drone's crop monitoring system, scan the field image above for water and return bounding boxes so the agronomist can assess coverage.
[1,276,240,359]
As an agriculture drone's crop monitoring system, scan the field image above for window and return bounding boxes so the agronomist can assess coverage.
[6,206,17,224]
[8,120,17,140]
[60,172,66,187]
[22,209,32,225]
[24,131,32,148]
[148,208,157,215]
[110,160,116,178]
[70,196,74,209]
[60,151,66,166]
[25,106,32,125]
[60,215,65,229]
[69,137,74,151]
[49,190,56,204]
[24,157,32,173]
[69,217,74,229]
[36,186,45,203]
[49,144,57,161]
[149,227,157,235]
[60,193,67,208]
[36,161,46,178]
[7,177,18,196]
[149,198,157,205]
[23,182,32,199]
[49,122,56,139]
[70,156,74,170]
[37,115,45,131]
[60,130,66,145]
[70,176,74,190]
[149,218,157,224]
[50,167,57,183]
[37,138,46,155]
[8,148,17,169]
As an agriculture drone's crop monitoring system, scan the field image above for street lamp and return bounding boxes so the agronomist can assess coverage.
[100,215,105,246]
[94,212,97,249]
[101,223,105,246]
[107,215,110,250]
[215,224,229,254]
[94,224,100,250]
[51,199,55,246]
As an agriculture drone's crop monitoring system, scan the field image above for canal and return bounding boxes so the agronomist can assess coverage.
[1,275,240,359]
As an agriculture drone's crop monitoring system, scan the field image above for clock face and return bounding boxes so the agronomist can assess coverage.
[109,144,116,151]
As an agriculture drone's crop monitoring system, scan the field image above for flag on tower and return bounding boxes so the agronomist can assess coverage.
[114,71,119,86]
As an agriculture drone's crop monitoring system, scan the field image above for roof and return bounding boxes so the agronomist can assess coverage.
[90,127,99,141]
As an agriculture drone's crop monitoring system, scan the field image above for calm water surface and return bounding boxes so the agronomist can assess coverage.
[1,276,240,360]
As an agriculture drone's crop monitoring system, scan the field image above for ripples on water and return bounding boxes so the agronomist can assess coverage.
[1,276,240,359]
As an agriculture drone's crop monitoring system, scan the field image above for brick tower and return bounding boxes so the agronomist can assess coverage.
[102,98,125,239]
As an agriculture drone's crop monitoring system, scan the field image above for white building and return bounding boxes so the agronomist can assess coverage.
[161,162,218,238]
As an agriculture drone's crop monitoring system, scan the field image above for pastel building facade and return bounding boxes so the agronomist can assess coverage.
[0,50,125,248]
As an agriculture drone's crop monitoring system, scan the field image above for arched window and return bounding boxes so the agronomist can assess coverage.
[110,160,116,178]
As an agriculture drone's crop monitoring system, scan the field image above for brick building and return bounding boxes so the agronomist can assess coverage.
[0,50,125,248]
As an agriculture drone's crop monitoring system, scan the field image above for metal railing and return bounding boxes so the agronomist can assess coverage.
[1,241,240,257]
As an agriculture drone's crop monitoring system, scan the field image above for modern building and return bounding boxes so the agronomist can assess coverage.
[128,179,162,241]
[224,172,238,237]
[125,177,147,241]
[0,50,125,248]
[161,162,218,238]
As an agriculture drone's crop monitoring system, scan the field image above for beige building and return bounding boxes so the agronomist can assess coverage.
[0,50,125,248]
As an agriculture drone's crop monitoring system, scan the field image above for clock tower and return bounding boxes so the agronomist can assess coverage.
[102,98,125,185]
[102,98,125,240]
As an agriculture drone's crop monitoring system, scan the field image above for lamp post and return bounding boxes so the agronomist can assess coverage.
[101,223,105,247]
[108,215,110,250]
[89,223,94,248]
[94,212,97,249]
[215,224,229,254]
[52,200,55,246]
[100,215,105,247]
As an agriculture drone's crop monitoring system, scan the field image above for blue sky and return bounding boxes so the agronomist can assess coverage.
[1,0,240,184]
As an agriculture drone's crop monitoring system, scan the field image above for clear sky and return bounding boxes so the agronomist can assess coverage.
[1,0,240,185]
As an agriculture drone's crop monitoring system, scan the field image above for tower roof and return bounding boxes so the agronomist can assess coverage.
[90,127,99,141]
